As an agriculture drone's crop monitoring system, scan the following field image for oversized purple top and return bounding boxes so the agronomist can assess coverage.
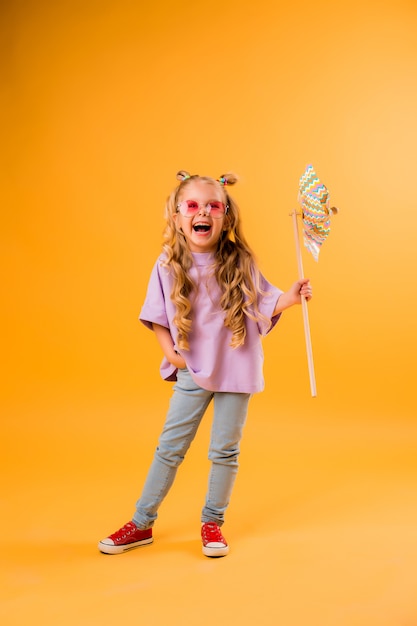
[139,252,283,393]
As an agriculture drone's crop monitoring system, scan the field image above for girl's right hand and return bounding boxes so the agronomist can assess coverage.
[171,352,187,370]
[152,323,187,369]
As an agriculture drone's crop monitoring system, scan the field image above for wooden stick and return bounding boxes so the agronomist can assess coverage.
[291,210,317,397]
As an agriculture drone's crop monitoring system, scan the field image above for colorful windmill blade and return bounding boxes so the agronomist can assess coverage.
[298,164,338,261]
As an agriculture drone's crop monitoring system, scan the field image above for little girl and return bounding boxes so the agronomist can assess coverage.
[99,171,312,557]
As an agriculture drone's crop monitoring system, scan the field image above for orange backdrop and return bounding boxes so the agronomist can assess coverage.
[3,0,417,419]
[2,0,417,623]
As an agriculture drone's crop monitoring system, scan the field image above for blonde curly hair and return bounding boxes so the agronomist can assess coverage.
[161,171,271,350]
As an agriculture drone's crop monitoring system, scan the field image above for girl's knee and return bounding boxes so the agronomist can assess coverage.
[155,446,186,468]
[208,445,240,466]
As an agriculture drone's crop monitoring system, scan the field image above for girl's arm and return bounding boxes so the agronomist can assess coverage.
[152,323,186,369]
[273,278,312,316]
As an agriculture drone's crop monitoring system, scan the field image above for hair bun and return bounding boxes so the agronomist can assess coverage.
[176,170,191,182]
[218,173,238,186]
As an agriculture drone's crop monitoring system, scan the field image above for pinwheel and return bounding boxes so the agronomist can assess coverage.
[299,164,338,261]
[291,164,338,396]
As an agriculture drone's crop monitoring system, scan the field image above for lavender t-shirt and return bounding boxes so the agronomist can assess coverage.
[139,252,283,393]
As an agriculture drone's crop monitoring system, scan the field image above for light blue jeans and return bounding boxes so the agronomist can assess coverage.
[133,368,251,529]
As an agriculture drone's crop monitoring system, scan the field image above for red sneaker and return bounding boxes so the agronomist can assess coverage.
[201,522,229,557]
[98,521,153,555]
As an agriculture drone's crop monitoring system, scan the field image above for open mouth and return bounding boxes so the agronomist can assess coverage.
[193,223,211,233]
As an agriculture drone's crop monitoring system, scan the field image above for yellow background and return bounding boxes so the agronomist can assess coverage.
[2,0,417,624]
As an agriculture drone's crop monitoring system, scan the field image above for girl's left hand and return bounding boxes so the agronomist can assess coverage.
[273,278,313,315]
[299,279,313,301]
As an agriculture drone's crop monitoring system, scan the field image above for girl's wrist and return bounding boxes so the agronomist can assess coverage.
[169,350,186,369]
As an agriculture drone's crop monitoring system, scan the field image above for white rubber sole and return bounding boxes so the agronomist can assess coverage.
[202,544,229,558]
[98,536,153,555]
